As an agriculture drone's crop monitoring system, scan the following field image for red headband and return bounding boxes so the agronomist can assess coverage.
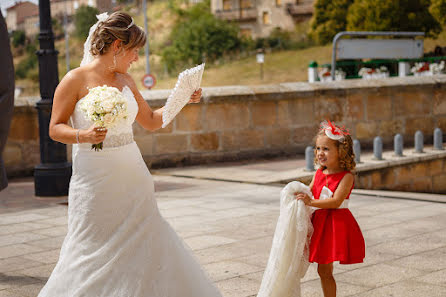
[320,120,350,141]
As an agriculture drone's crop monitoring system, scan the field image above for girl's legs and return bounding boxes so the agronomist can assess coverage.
[317,263,336,297]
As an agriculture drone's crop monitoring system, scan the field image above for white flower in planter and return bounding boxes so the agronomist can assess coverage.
[429,61,445,75]
[411,62,431,76]
[319,68,346,82]
[359,66,389,79]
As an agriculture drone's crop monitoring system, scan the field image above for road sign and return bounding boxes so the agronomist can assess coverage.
[142,74,156,89]
[256,53,264,64]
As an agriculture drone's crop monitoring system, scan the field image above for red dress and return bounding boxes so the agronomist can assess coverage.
[309,169,365,264]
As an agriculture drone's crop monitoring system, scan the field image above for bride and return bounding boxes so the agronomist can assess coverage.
[38,12,222,297]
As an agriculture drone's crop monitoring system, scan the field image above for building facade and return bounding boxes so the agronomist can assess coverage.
[5,0,113,36]
[211,0,314,38]
[50,0,113,18]
[5,1,38,32]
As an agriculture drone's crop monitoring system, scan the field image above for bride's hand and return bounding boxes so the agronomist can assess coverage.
[81,125,108,144]
[188,88,202,104]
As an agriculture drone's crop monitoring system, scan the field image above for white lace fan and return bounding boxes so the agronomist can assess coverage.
[162,63,205,128]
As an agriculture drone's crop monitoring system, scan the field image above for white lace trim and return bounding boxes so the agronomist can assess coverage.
[162,63,205,128]
[103,133,134,148]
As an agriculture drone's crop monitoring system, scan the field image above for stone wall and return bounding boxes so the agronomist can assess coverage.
[4,75,446,176]
[4,104,40,177]
[356,157,446,194]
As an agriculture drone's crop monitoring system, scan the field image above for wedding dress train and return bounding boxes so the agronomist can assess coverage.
[257,182,314,297]
[37,86,221,297]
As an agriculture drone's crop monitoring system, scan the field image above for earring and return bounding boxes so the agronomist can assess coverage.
[108,53,117,71]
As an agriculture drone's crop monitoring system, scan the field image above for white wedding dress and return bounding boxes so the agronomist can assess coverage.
[38,86,222,297]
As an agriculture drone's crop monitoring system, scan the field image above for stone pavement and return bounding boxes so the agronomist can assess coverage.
[1,171,446,297]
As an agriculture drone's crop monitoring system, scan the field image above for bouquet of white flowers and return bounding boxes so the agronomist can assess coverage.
[80,85,128,151]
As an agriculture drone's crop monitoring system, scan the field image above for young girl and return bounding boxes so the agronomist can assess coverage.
[296,121,365,297]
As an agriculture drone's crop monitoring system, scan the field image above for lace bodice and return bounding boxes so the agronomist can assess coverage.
[71,85,139,149]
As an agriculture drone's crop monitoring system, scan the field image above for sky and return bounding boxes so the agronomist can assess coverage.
[1,0,38,16]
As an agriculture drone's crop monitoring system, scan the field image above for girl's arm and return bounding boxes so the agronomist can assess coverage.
[308,174,315,191]
[309,173,354,209]
[125,74,201,132]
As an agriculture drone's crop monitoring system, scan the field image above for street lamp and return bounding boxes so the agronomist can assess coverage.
[34,0,71,197]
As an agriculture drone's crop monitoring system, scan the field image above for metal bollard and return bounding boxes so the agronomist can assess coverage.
[353,139,361,163]
[394,134,404,156]
[373,136,383,160]
[414,130,424,153]
[305,146,315,171]
[434,128,444,150]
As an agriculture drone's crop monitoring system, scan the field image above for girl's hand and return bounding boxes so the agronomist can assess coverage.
[188,88,202,104]
[295,192,312,206]
[81,125,107,144]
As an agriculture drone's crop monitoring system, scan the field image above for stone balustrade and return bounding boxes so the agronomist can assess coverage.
[4,75,446,176]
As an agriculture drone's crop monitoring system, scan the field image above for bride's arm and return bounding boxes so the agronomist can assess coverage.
[49,71,106,145]
[125,75,163,131]
[124,74,201,131]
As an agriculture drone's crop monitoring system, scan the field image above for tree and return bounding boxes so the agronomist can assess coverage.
[309,0,354,45]
[74,5,99,40]
[347,0,441,38]
[11,30,26,48]
[430,0,446,26]
[162,1,242,72]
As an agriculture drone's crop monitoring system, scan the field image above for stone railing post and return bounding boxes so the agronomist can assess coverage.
[414,130,424,153]
[373,136,383,160]
[394,134,404,156]
[305,146,315,171]
[353,139,361,163]
[434,128,443,150]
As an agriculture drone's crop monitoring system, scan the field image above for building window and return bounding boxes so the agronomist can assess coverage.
[240,28,253,38]
[241,0,253,9]
[262,11,270,24]
[223,0,232,10]
[275,0,281,6]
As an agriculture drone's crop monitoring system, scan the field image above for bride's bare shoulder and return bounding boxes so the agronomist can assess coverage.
[58,68,83,87]
[54,67,89,102]
[57,67,90,93]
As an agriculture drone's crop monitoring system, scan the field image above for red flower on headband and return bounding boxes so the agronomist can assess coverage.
[320,120,350,140]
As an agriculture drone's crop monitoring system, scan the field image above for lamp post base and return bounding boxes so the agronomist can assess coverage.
[34,162,72,197]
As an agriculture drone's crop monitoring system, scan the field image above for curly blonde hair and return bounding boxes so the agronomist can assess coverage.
[313,129,356,171]
[90,12,146,56]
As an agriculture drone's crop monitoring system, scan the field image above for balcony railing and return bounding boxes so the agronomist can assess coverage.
[215,7,257,22]
[286,2,314,17]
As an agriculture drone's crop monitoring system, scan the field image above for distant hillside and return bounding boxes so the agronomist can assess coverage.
[13,1,446,96]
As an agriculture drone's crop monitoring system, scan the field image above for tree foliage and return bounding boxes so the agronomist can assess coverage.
[309,0,354,45]
[310,0,443,44]
[74,5,99,40]
[347,0,441,38]
[161,1,242,73]
[430,0,446,26]
[15,37,38,81]
[11,30,26,48]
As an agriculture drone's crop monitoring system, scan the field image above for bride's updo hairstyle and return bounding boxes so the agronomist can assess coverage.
[90,12,146,56]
